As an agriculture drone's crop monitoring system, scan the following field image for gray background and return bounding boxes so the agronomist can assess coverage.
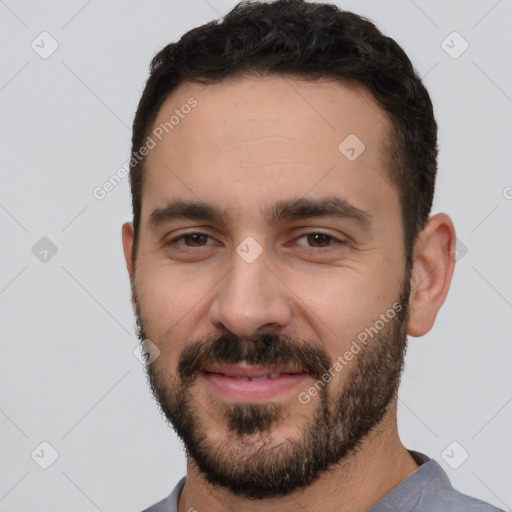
[1,0,511,511]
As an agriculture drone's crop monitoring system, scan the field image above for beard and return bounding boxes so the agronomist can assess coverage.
[134,277,411,499]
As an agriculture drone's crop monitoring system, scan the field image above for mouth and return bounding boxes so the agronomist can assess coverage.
[200,363,309,400]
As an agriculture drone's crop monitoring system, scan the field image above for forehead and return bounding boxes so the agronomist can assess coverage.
[142,74,397,228]
[150,74,389,156]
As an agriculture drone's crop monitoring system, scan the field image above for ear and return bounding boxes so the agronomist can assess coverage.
[407,213,456,337]
[122,221,135,289]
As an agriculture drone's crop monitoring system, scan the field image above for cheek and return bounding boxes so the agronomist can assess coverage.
[135,263,219,348]
[295,270,391,333]
[134,267,187,338]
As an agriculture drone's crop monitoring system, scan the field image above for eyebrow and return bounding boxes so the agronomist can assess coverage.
[266,197,372,230]
[148,197,372,231]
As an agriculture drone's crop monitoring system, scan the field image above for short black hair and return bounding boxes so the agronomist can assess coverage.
[130,0,437,268]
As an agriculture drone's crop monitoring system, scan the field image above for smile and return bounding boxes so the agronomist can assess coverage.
[201,364,309,400]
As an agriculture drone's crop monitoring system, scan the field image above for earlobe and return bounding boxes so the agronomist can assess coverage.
[406,213,456,337]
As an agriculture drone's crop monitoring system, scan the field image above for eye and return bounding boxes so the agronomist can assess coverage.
[167,232,216,247]
[295,232,342,248]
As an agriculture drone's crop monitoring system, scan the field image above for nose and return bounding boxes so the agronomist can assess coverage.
[208,249,294,337]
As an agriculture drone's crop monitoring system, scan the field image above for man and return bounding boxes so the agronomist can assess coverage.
[121,1,502,511]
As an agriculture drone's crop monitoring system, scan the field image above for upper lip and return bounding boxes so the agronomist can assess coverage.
[204,363,306,378]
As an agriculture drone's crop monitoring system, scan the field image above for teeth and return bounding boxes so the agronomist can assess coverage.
[221,373,284,380]
[249,373,282,381]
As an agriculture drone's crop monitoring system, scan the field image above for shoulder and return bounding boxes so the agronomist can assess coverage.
[440,487,505,511]
[370,452,504,512]
[414,459,503,511]
[140,476,186,512]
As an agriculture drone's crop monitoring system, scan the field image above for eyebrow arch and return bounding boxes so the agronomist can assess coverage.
[148,200,223,229]
[265,197,372,230]
[147,196,372,231]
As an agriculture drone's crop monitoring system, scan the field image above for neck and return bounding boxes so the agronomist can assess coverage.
[177,403,419,512]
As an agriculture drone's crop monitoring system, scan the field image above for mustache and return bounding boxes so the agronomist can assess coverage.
[177,333,332,384]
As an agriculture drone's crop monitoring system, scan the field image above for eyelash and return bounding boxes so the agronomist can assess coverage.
[166,231,345,249]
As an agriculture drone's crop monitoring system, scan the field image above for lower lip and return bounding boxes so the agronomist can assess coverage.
[201,372,309,401]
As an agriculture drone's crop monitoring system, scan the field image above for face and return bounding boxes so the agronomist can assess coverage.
[125,75,411,498]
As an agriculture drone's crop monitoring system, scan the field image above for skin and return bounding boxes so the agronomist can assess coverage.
[122,75,456,512]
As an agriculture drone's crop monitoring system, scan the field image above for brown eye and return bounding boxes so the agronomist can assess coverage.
[182,233,209,246]
[307,233,332,247]
[167,232,213,247]
[296,232,338,248]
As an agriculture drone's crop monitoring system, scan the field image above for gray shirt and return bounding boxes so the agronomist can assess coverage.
[142,451,503,511]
